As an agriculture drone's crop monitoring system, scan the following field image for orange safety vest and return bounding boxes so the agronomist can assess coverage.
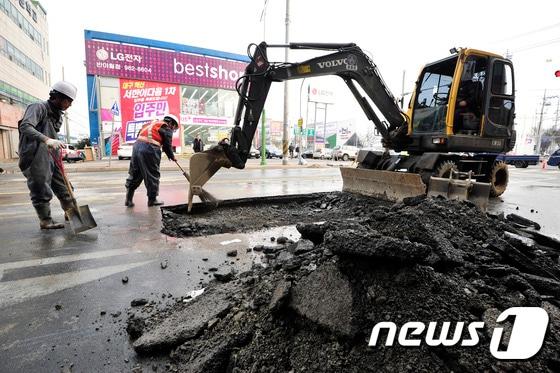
[136,121,166,146]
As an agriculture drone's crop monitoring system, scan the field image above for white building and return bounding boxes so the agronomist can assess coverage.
[0,0,50,160]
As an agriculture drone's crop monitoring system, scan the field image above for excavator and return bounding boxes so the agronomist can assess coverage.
[186,42,516,211]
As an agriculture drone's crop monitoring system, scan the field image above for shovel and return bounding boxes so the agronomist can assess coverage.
[173,160,219,210]
[50,150,97,234]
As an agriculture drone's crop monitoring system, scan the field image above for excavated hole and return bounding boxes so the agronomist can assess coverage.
[161,192,390,238]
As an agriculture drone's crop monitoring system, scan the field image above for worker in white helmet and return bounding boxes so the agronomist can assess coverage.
[17,81,77,229]
[124,114,178,207]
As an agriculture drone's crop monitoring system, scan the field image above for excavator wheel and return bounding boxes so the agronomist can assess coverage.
[489,161,509,197]
[434,160,458,178]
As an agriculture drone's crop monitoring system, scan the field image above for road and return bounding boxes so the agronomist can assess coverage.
[0,163,558,372]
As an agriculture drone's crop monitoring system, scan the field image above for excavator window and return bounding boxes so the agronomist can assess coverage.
[412,56,457,133]
[487,61,514,129]
[453,55,488,134]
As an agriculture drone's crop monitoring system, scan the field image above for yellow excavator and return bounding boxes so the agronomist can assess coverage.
[186,42,516,211]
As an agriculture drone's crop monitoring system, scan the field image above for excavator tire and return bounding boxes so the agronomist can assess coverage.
[434,160,458,178]
[489,161,509,197]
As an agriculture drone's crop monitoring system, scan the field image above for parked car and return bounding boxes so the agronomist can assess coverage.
[249,146,260,159]
[258,145,283,159]
[117,142,134,160]
[547,148,560,168]
[332,145,359,161]
[61,144,85,163]
[301,149,314,158]
[313,148,333,159]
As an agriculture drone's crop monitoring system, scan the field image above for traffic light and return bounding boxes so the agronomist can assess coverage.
[555,70,560,78]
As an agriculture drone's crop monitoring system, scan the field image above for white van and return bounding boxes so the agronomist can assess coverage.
[333,145,359,161]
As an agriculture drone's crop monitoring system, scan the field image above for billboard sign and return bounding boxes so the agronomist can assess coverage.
[308,86,335,104]
[86,40,246,90]
[119,79,181,145]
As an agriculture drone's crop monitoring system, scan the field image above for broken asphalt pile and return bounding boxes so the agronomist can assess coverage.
[130,193,560,372]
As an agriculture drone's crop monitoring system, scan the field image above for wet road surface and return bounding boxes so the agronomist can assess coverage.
[0,164,558,371]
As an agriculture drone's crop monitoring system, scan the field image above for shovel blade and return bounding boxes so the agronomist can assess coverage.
[67,205,97,234]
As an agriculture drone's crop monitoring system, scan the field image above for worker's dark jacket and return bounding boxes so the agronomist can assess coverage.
[17,100,71,208]
[125,123,174,198]
[18,101,61,170]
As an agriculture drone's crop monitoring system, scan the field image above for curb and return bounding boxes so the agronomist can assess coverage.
[0,163,333,175]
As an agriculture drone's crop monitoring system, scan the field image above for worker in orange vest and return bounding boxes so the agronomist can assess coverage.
[125,114,178,207]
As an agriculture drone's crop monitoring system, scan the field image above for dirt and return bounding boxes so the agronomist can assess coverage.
[129,193,560,372]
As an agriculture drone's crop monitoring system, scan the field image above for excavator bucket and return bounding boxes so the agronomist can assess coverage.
[427,176,490,211]
[340,167,426,202]
[188,148,232,212]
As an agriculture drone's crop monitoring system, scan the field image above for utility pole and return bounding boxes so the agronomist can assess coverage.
[297,79,306,165]
[282,0,290,165]
[259,0,268,166]
[97,76,105,157]
[555,97,560,127]
[535,90,547,155]
[62,66,70,143]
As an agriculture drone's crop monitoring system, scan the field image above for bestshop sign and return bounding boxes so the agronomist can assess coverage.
[85,40,246,90]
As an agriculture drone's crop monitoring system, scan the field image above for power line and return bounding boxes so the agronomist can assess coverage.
[510,37,560,53]
[492,22,560,43]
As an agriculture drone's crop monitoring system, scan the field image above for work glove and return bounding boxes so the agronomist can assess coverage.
[46,138,64,149]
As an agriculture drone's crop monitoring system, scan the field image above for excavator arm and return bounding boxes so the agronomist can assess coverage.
[186,42,411,210]
[229,42,409,167]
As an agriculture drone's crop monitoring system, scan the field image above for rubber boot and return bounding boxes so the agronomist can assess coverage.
[125,188,135,207]
[34,204,64,230]
[147,197,164,206]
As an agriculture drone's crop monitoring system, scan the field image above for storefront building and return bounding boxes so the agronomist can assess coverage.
[84,30,249,155]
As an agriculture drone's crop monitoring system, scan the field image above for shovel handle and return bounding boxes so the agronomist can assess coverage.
[50,150,78,206]
[174,160,191,181]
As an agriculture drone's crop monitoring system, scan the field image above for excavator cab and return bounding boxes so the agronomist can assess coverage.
[408,49,515,153]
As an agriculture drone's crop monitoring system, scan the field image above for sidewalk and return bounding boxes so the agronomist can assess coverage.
[0,157,333,174]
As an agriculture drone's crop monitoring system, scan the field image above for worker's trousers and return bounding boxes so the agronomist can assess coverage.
[125,141,161,199]
[22,146,73,219]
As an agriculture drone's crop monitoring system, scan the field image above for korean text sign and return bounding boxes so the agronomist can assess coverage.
[120,79,180,146]
[86,40,246,90]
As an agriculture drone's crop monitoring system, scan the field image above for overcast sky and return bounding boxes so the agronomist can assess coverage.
[40,0,560,141]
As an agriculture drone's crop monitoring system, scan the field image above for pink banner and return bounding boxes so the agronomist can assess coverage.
[120,79,181,147]
[86,40,247,90]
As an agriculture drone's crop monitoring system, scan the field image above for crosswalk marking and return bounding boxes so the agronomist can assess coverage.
[0,260,153,309]
[0,249,141,281]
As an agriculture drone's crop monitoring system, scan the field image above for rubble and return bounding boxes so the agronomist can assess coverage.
[132,193,559,372]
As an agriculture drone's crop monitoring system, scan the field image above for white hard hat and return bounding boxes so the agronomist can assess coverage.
[164,114,179,126]
[51,81,77,100]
